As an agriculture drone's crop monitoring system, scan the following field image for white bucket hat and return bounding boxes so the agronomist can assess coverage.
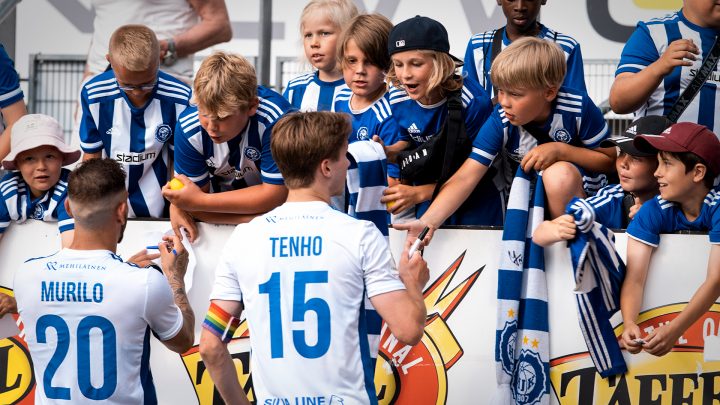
[2,114,81,170]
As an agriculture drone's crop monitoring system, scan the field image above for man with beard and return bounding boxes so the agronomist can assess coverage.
[13,158,194,404]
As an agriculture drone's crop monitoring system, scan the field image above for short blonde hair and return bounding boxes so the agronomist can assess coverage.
[193,52,257,118]
[271,112,350,189]
[386,50,462,98]
[300,0,359,33]
[490,37,566,91]
[108,24,159,71]
[338,14,393,71]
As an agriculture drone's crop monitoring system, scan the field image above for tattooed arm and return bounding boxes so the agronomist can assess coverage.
[157,234,195,353]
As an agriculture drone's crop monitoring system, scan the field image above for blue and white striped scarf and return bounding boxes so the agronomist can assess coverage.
[346,141,389,239]
[566,197,627,377]
[495,167,549,405]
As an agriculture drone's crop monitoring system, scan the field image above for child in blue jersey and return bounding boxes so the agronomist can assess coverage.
[533,116,670,246]
[78,25,191,219]
[621,122,720,357]
[396,37,616,240]
[383,16,499,225]
[0,114,80,315]
[610,0,720,131]
[163,52,293,242]
[199,111,428,405]
[334,14,404,173]
[283,0,358,112]
[0,43,27,161]
[463,0,586,98]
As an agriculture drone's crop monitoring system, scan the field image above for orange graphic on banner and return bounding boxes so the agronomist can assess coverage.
[550,303,720,404]
[0,286,35,405]
[374,251,482,405]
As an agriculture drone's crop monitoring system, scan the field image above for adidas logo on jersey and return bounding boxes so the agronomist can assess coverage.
[106,127,118,135]
[408,123,421,134]
[626,125,637,135]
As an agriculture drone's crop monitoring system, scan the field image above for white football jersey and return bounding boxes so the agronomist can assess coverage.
[211,201,405,405]
[14,248,183,404]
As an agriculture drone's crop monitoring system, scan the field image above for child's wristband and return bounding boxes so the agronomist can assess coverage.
[202,302,241,343]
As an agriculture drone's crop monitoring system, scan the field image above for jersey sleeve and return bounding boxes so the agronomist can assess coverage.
[209,226,244,301]
[626,198,663,247]
[173,121,211,187]
[564,43,587,92]
[578,95,610,148]
[378,116,401,179]
[144,268,184,341]
[469,106,503,167]
[584,185,623,229]
[360,222,405,298]
[463,82,493,139]
[462,36,480,86]
[615,22,659,76]
[0,45,23,108]
[709,201,720,244]
[56,194,75,233]
[260,121,285,185]
[78,90,103,154]
[0,195,10,234]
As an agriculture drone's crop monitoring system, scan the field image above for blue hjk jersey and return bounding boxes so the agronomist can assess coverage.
[584,184,628,230]
[388,79,492,145]
[616,11,720,132]
[463,25,587,97]
[210,201,405,405]
[79,70,191,218]
[471,87,610,195]
[174,86,293,192]
[283,72,348,112]
[14,248,183,405]
[0,44,23,109]
[628,187,720,247]
[0,168,74,234]
[334,88,401,178]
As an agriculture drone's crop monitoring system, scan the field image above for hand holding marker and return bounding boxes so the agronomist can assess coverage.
[408,226,430,259]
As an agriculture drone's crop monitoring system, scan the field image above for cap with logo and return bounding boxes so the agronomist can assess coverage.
[388,15,462,64]
[2,114,81,170]
[634,122,720,175]
[600,115,672,157]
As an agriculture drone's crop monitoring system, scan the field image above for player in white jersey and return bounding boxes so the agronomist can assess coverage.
[199,112,428,405]
[14,158,194,404]
[79,25,191,219]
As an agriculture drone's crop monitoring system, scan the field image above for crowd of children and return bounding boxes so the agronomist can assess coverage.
[2,0,720,402]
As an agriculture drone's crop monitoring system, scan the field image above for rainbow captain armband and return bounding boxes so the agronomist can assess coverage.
[202,302,241,343]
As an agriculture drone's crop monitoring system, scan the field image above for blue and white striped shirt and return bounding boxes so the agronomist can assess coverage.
[584,184,628,230]
[283,71,347,112]
[79,69,191,218]
[0,168,74,234]
[463,25,586,97]
[174,86,292,191]
[616,11,720,132]
[471,86,610,196]
[334,88,401,178]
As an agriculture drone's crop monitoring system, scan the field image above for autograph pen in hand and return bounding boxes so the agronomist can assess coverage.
[408,226,430,259]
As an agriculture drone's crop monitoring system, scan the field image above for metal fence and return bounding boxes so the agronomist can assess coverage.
[27,54,86,143]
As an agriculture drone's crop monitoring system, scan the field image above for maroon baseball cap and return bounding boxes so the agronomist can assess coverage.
[633,122,720,175]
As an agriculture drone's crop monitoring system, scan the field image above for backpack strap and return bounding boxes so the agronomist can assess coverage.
[432,88,465,200]
[666,35,720,123]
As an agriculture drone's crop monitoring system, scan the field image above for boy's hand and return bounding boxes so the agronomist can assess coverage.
[393,219,436,247]
[521,143,566,172]
[127,249,161,267]
[169,204,199,243]
[654,39,699,76]
[162,175,204,211]
[381,184,432,214]
[621,321,644,354]
[0,293,17,317]
[628,196,642,220]
[532,215,576,246]
[643,323,680,357]
[372,136,409,163]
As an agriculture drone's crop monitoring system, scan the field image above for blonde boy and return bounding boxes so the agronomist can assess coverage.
[397,37,615,240]
[163,52,294,241]
[79,24,191,219]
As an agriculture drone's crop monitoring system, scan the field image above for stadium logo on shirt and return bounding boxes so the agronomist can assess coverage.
[550,303,720,404]
[552,129,571,143]
[357,127,370,141]
[155,124,172,143]
[374,252,482,405]
[244,146,261,161]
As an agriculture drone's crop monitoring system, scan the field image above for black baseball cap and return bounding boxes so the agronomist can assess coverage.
[388,16,462,64]
[600,115,672,157]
